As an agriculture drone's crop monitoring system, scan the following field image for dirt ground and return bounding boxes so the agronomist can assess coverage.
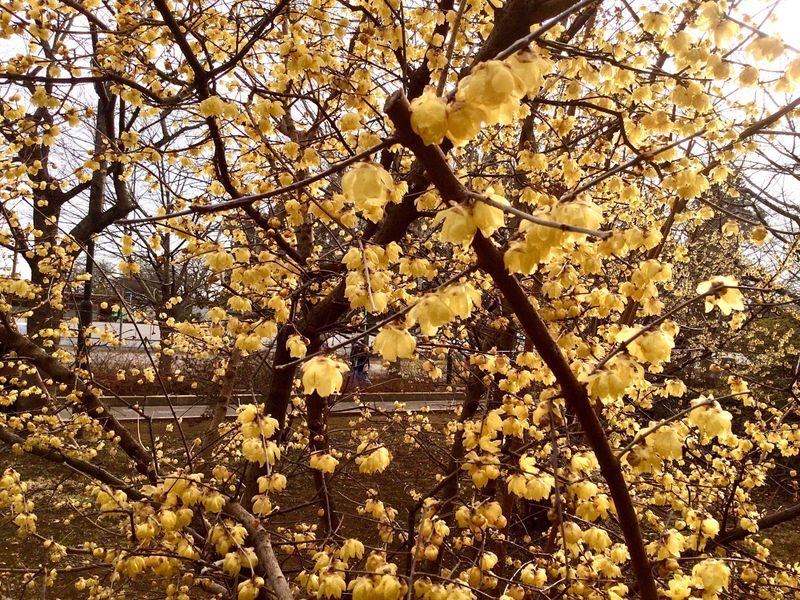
[0,411,450,599]
[1,410,800,598]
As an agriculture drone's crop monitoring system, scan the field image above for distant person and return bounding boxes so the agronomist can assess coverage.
[350,341,371,388]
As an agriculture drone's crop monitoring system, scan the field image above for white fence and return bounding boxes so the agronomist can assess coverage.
[16,319,161,350]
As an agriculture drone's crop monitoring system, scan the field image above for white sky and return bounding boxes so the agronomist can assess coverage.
[748,1,800,45]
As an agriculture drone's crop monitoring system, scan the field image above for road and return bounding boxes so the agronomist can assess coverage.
[67,398,465,421]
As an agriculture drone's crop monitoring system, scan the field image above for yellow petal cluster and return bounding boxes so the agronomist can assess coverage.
[407,47,553,148]
[301,356,349,397]
[341,162,404,223]
[505,196,603,274]
[373,325,416,362]
[696,276,744,315]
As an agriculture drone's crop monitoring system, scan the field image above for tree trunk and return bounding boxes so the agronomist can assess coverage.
[307,390,341,535]
[200,346,242,460]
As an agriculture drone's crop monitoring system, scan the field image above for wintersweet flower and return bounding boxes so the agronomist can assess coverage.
[301,356,349,397]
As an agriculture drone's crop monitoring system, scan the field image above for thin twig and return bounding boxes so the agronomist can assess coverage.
[469,191,610,239]
[121,138,396,224]
[275,266,477,370]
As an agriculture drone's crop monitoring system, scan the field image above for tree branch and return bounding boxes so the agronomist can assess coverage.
[384,90,658,600]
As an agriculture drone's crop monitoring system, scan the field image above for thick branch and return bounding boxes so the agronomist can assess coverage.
[200,347,242,459]
[0,426,144,500]
[0,318,155,480]
[223,502,293,600]
[717,502,800,546]
[384,91,658,600]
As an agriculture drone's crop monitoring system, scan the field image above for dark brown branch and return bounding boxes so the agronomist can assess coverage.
[384,90,658,600]
[0,316,156,480]
[0,426,144,500]
[717,502,800,546]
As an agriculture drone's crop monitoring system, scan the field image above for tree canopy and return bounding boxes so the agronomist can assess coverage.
[0,0,800,599]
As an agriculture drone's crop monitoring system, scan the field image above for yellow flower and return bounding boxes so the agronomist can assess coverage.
[409,88,448,146]
[550,196,603,241]
[691,559,730,596]
[750,225,769,246]
[30,86,54,108]
[301,356,349,397]
[124,555,146,577]
[435,205,477,245]
[506,474,527,498]
[504,48,552,97]
[456,60,523,111]
[739,65,759,87]
[480,552,498,571]
[223,552,243,576]
[721,220,739,236]
[582,527,611,551]
[206,250,234,272]
[199,95,227,117]
[442,283,481,319]
[235,333,262,353]
[252,494,272,516]
[641,12,670,35]
[503,240,538,275]
[237,403,259,424]
[462,451,501,488]
[747,35,785,62]
[786,56,800,83]
[208,306,226,322]
[507,469,553,501]
[202,491,226,512]
[228,296,252,312]
[355,442,392,474]
[286,335,308,358]
[339,538,365,562]
[254,321,277,339]
[159,510,177,531]
[409,293,454,336]
[714,19,739,48]
[121,234,133,257]
[258,473,287,493]
[646,425,683,461]
[696,276,744,315]
[584,356,643,402]
[664,574,692,600]
[348,577,375,600]
[310,452,339,474]
[446,101,485,146]
[374,574,403,600]
[700,517,719,538]
[696,1,723,30]
[373,326,416,362]
[209,180,225,196]
[242,438,267,465]
[471,193,506,237]
[520,565,547,587]
[318,570,346,599]
[339,112,361,131]
[237,579,262,600]
[239,424,281,463]
[619,325,676,364]
[688,400,732,441]
[342,162,399,223]
[652,530,685,560]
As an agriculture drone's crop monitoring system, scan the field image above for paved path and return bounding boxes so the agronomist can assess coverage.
[93,399,464,421]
